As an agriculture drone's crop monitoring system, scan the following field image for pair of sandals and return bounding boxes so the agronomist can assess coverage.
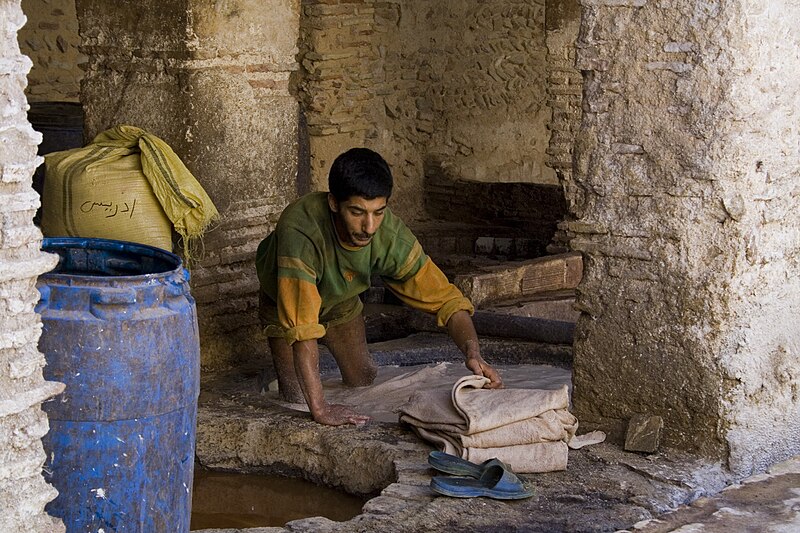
[427,451,535,500]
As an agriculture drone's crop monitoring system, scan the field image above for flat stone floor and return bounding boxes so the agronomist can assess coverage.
[193,335,800,533]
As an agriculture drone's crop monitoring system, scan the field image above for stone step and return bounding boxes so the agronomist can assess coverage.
[453,252,582,307]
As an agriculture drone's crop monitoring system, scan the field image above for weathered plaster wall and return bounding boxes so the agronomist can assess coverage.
[298,0,558,223]
[0,1,65,530]
[569,0,800,476]
[76,0,301,370]
[17,0,84,102]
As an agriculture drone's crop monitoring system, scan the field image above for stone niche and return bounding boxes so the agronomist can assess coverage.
[66,0,583,372]
[24,0,800,483]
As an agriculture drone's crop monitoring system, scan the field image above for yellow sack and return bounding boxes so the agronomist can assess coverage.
[41,125,219,259]
[41,143,173,250]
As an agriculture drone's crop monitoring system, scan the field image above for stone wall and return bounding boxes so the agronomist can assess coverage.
[0,1,65,530]
[569,0,800,476]
[17,0,84,102]
[77,0,301,370]
[298,0,558,223]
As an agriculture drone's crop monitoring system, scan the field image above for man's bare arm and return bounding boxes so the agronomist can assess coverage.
[446,310,504,389]
[291,339,371,426]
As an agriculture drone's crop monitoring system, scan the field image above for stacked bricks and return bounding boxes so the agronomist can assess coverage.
[0,1,65,531]
[18,0,85,102]
[545,0,582,184]
[296,1,397,195]
[544,0,583,252]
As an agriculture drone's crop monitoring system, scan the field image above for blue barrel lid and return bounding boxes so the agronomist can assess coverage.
[41,237,183,278]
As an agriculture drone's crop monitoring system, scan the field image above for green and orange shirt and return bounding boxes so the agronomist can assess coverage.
[255,192,473,344]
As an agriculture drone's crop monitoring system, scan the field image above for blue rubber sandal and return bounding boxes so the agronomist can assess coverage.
[428,451,507,478]
[430,463,535,500]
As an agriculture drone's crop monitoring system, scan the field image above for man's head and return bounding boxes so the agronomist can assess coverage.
[327,148,393,248]
[328,148,393,202]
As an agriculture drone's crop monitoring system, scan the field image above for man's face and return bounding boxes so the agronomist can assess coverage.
[328,194,388,248]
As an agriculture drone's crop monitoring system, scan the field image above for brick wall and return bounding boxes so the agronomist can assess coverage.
[545,0,582,251]
[298,0,559,223]
[0,1,65,530]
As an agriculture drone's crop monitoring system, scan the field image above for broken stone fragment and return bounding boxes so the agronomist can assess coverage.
[624,414,664,454]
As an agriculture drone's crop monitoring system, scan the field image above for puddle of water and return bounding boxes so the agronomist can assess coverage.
[190,468,367,530]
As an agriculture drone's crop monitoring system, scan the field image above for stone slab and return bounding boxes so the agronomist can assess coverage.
[454,252,583,307]
[625,415,665,454]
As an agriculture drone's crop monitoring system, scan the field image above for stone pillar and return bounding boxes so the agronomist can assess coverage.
[0,1,65,531]
[76,0,301,369]
[570,0,800,476]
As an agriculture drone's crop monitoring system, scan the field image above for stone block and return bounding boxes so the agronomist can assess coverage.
[454,252,583,307]
[624,415,664,454]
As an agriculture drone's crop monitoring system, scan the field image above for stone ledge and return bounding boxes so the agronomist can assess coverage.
[0,381,64,418]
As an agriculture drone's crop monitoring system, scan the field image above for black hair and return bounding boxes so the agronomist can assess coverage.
[328,148,393,202]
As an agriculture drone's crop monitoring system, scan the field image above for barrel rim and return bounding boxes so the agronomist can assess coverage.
[41,236,184,280]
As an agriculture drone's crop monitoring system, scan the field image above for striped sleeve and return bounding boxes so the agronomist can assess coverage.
[275,239,325,344]
[383,258,474,327]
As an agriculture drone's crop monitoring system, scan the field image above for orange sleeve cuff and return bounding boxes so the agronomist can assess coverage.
[436,297,474,328]
[276,277,324,344]
[283,323,326,345]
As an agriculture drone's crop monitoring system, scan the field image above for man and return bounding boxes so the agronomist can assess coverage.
[256,148,503,426]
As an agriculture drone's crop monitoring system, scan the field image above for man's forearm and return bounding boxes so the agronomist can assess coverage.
[290,338,372,426]
[291,339,327,416]
[446,310,479,357]
[446,310,504,388]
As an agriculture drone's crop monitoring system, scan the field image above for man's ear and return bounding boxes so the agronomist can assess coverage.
[327,193,339,213]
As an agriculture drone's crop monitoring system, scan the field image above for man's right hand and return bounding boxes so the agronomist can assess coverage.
[312,403,370,426]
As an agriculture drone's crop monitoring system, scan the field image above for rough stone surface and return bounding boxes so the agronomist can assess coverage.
[568,0,800,475]
[625,414,665,454]
[624,456,800,532]
[194,363,736,533]
[0,0,65,530]
[18,0,84,102]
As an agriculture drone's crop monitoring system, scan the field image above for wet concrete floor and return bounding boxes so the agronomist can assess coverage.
[194,331,788,533]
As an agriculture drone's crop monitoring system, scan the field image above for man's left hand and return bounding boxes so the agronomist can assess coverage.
[464,343,504,389]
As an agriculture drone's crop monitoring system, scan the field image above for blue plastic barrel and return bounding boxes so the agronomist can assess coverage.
[37,237,199,533]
